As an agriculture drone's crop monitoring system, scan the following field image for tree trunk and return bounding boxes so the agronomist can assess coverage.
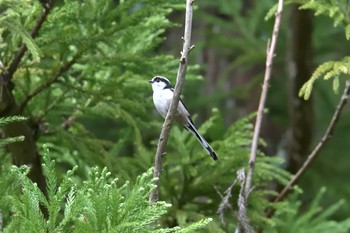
[286,5,314,173]
[0,83,46,195]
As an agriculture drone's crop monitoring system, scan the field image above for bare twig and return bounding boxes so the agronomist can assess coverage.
[244,0,284,199]
[216,179,237,225]
[236,169,255,233]
[2,0,56,83]
[149,0,194,203]
[266,80,350,218]
[238,2,284,230]
[19,53,80,112]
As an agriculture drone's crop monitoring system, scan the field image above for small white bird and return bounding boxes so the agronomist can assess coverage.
[149,76,218,161]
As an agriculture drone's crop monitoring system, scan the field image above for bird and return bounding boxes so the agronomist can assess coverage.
[148,75,218,161]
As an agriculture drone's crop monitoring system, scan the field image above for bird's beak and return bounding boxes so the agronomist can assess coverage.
[148,80,153,84]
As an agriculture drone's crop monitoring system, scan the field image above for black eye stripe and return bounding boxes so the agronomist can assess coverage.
[152,76,171,86]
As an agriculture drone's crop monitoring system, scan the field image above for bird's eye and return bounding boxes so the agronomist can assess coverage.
[156,79,160,82]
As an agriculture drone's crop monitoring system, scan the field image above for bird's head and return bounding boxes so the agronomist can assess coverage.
[148,76,172,91]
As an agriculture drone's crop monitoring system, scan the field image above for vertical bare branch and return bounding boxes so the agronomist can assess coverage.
[149,0,194,203]
[266,79,350,218]
[244,0,284,198]
[237,1,284,230]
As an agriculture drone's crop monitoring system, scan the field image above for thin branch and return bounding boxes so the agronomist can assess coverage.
[266,79,350,218]
[19,53,80,112]
[149,0,194,203]
[236,169,255,233]
[216,179,237,225]
[2,0,56,83]
[244,0,284,198]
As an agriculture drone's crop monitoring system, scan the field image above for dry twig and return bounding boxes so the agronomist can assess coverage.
[266,79,350,218]
[244,0,284,199]
[216,180,237,225]
[236,169,255,233]
[236,0,284,230]
[149,0,194,202]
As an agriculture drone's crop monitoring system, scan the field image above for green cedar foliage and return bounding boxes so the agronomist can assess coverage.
[187,0,288,126]
[196,0,274,70]
[299,56,350,99]
[288,0,350,99]
[0,0,184,169]
[267,0,350,40]
[265,187,350,233]
[154,110,291,231]
[1,0,349,232]
[187,0,350,231]
[0,0,41,61]
[0,147,211,232]
[0,116,26,147]
[299,0,350,40]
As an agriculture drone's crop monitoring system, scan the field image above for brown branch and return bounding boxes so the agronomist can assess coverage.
[19,54,80,112]
[266,79,350,218]
[149,0,194,203]
[244,0,284,198]
[2,0,56,83]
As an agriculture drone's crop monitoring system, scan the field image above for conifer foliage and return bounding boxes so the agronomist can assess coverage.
[1,0,350,232]
[0,0,180,169]
[0,116,26,146]
[0,147,211,232]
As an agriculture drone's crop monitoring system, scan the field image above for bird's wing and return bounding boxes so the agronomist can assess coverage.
[177,99,191,121]
[164,88,191,125]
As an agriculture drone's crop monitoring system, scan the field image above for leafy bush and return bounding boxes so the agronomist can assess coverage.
[0,147,211,232]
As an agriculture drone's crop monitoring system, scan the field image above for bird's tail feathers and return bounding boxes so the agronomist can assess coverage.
[185,121,218,161]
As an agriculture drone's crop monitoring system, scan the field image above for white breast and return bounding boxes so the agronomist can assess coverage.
[153,89,174,118]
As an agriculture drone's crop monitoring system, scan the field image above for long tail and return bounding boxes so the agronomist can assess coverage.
[185,120,218,161]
